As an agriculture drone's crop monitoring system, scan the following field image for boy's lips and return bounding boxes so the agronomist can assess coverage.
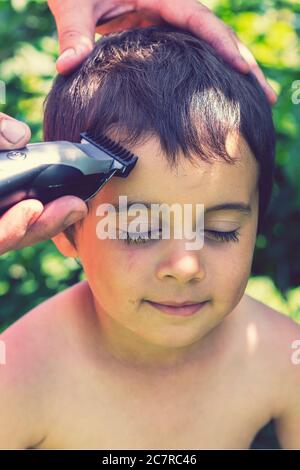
[147,300,205,307]
[144,299,208,317]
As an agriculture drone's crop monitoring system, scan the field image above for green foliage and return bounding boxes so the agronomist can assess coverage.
[0,0,299,329]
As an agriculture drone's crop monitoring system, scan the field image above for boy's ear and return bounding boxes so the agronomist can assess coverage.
[51,232,78,257]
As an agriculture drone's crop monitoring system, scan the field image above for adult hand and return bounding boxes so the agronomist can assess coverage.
[49,0,277,105]
[0,113,87,255]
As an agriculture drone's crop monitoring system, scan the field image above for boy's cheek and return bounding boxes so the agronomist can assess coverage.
[210,268,250,319]
[121,247,149,273]
[207,244,253,297]
[79,238,141,282]
[228,257,253,302]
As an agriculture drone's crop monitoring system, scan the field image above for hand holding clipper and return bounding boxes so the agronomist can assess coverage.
[0,131,138,216]
[0,115,138,254]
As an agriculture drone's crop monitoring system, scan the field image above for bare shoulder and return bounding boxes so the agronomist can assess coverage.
[0,280,94,449]
[238,294,300,448]
[237,293,300,370]
[240,293,300,354]
[1,280,94,370]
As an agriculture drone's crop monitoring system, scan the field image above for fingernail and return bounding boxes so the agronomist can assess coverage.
[63,211,86,228]
[0,119,26,144]
[57,48,76,62]
[74,44,92,56]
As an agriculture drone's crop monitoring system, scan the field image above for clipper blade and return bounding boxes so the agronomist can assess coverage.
[80,131,138,177]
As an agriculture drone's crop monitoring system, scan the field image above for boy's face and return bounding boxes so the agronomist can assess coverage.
[53,131,259,356]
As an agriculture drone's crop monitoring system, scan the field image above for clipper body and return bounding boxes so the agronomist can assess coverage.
[0,132,138,215]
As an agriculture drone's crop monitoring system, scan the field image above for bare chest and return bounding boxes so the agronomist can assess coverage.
[38,362,272,450]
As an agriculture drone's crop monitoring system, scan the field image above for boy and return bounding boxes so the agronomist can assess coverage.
[1,25,300,450]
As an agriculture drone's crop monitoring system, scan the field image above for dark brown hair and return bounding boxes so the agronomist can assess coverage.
[43,25,275,244]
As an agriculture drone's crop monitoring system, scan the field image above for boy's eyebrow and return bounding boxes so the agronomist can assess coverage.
[109,200,252,214]
[205,202,252,214]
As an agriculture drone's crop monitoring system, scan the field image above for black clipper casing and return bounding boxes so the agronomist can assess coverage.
[0,132,138,215]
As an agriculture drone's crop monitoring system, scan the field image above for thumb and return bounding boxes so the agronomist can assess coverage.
[0,113,31,150]
[48,0,95,75]
[0,199,44,255]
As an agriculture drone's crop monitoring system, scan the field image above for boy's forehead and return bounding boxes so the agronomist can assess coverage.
[103,132,258,208]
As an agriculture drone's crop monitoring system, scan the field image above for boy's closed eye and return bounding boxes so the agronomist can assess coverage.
[116,226,241,246]
[114,201,251,246]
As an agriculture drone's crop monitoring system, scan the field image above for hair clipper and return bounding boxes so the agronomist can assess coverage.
[0,132,138,216]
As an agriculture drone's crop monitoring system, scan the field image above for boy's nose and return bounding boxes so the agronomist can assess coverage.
[155,240,206,284]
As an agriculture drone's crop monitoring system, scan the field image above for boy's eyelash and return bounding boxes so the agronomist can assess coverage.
[119,229,240,245]
[120,230,162,246]
[205,229,240,243]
